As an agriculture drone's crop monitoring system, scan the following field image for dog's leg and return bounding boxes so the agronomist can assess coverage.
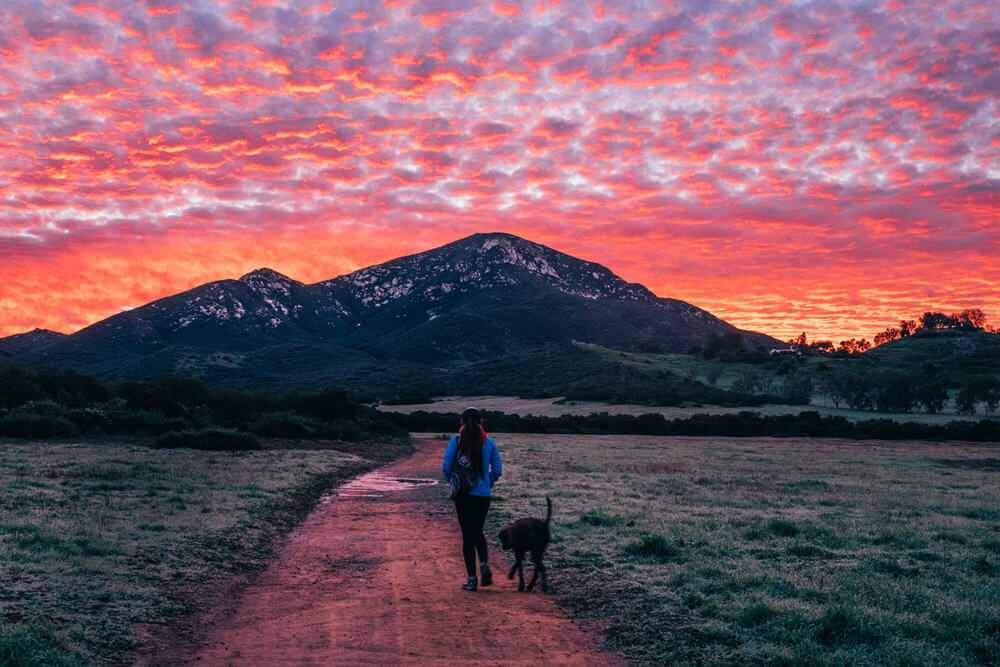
[508,554,519,580]
[515,552,526,591]
[526,551,542,592]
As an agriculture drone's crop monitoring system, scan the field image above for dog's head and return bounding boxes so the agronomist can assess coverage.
[497,527,513,550]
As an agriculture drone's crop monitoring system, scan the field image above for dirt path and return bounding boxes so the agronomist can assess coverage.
[155,439,619,666]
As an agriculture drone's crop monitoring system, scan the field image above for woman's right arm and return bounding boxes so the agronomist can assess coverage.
[442,436,457,478]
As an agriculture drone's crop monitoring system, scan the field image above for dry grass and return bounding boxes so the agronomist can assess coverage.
[468,433,1000,665]
[385,395,994,424]
[0,441,374,665]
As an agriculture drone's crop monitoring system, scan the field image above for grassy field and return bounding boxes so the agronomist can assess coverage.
[0,439,406,665]
[462,433,1000,665]
[383,394,994,424]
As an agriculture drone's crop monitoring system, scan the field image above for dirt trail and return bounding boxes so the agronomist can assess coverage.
[156,440,619,666]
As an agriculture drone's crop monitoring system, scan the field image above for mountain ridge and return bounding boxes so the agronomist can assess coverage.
[3,232,780,389]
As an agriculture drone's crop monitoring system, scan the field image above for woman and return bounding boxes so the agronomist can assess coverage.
[442,407,502,591]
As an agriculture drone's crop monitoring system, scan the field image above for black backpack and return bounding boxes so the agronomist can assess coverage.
[448,445,479,499]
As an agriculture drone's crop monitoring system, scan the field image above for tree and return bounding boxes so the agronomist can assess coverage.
[782,373,814,405]
[705,361,724,387]
[873,328,901,346]
[873,373,916,413]
[730,369,770,396]
[837,338,872,354]
[843,373,874,411]
[899,320,917,337]
[915,380,948,414]
[955,375,1000,415]
[920,311,957,330]
[821,370,851,408]
[955,308,986,330]
[702,333,722,360]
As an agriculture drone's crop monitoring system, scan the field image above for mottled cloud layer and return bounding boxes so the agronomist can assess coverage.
[1,0,998,340]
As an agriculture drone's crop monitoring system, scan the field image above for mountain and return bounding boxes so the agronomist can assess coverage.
[9,232,779,390]
[0,329,67,358]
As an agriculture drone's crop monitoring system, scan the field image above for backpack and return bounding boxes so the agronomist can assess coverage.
[448,442,480,499]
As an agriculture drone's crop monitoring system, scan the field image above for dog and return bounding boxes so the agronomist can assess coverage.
[497,496,552,592]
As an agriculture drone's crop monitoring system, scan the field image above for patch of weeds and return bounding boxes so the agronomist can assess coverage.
[814,604,880,645]
[787,542,830,558]
[970,556,997,575]
[910,550,943,563]
[872,558,918,578]
[579,511,626,527]
[623,534,683,562]
[737,599,784,626]
[767,518,800,538]
[0,622,84,666]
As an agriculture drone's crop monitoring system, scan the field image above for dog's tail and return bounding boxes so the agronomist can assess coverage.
[544,495,552,526]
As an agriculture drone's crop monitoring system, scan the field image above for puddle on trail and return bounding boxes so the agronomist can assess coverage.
[336,471,439,498]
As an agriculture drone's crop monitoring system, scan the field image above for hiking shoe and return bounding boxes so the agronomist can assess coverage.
[461,576,478,591]
[480,563,493,587]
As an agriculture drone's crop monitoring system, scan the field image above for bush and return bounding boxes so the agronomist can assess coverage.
[0,411,79,439]
[154,428,261,451]
[249,412,321,438]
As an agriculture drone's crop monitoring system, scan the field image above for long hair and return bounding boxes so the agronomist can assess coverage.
[458,407,485,478]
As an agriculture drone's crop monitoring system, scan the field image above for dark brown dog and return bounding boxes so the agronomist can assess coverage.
[497,496,552,592]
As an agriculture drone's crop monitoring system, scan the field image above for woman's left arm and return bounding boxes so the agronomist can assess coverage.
[489,439,502,486]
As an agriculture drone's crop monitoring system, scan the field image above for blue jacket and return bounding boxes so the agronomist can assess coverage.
[442,434,502,497]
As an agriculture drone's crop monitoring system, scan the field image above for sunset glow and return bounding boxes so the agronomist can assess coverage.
[1,0,998,341]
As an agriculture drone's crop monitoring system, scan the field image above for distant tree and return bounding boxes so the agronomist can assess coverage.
[791,332,808,347]
[954,308,987,330]
[915,380,948,414]
[705,361,725,387]
[730,368,770,396]
[837,338,872,354]
[843,373,874,411]
[821,369,851,408]
[873,328,901,347]
[873,373,916,413]
[920,311,957,330]
[722,330,744,352]
[899,320,917,337]
[810,340,834,354]
[702,333,722,360]
[781,373,814,405]
[955,375,1000,415]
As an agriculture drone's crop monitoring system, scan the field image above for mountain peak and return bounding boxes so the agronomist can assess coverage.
[239,267,293,283]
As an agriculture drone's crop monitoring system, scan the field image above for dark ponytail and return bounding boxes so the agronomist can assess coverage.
[459,407,485,478]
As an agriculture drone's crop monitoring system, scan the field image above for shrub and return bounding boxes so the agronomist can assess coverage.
[0,412,79,439]
[154,428,261,451]
[249,412,321,438]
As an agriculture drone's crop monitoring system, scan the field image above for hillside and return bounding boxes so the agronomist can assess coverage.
[865,329,1000,375]
[4,233,779,391]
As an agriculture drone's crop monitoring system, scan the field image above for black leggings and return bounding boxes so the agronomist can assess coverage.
[454,495,490,577]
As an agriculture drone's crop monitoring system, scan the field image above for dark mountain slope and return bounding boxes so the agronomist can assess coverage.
[14,232,779,386]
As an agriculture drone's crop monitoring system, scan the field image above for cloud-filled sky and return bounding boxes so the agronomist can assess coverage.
[1,0,998,342]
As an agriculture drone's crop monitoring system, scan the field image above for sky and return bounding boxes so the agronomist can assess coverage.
[1,0,998,342]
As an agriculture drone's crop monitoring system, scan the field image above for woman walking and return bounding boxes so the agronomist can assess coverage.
[442,407,502,591]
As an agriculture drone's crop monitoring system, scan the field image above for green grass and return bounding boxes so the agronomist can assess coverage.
[471,433,1000,665]
[0,440,400,664]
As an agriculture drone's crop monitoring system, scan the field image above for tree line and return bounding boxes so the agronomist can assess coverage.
[787,308,994,356]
